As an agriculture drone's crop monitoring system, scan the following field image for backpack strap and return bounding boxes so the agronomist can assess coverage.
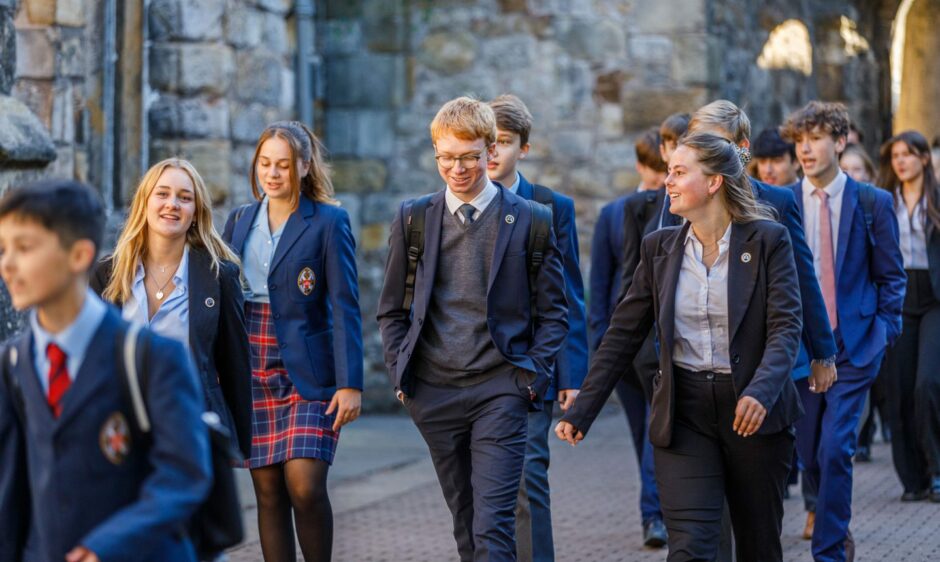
[115,322,152,434]
[526,200,554,332]
[858,182,877,247]
[402,194,434,311]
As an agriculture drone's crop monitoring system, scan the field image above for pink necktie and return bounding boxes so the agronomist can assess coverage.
[814,189,838,330]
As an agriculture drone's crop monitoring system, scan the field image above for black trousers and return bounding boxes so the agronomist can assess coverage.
[405,372,530,562]
[884,269,940,491]
[654,368,793,562]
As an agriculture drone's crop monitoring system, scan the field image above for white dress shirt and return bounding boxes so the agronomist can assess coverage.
[895,195,929,270]
[672,223,733,374]
[444,179,499,223]
[801,171,847,279]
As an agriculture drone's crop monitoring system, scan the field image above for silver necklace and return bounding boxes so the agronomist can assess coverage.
[148,265,176,300]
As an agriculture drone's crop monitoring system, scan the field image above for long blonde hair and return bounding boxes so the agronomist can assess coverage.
[103,158,239,303]
[250,121,337,210]
[678,133,777,223]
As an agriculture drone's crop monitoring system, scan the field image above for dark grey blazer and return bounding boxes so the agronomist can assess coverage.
[563,219,804,448]
[91,248,253,458]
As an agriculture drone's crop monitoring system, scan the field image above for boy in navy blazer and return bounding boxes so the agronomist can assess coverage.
[0,180,211,562]
[378,97,568,562]
[590,124,675,549]
[487,94,588,562]
[782,102,906,562]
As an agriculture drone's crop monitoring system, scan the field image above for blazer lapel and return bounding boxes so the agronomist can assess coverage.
[55,312,119,429]
[12,334,57,431]
[836,178,859,280]
[418,193,445,313]
[488,189,519,292]
[270,197,315,274]
[792,182,805,218]
[728,222,760,342]
[231,201,262,256]
[187,248,219,359]
[654,223,688,357]
[516,174,534,200]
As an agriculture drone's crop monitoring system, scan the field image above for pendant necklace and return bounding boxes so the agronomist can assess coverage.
[149,267,174,300]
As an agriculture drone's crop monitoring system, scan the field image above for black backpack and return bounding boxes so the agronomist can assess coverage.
[401,189,554,327]
[116,323,244,560]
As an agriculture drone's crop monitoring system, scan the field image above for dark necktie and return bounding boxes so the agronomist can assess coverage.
[459,204,476,224]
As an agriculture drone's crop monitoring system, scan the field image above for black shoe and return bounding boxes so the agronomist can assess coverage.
[930,477,940,503]
[854,446,871,463]
[643,518,668,548]
[901,489,928,502]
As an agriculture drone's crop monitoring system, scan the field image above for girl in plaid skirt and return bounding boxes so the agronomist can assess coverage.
[223,121,364,562]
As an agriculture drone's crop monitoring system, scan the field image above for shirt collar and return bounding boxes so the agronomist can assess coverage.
[685,221,733,248]
[444,179,499,215]
[803,170,847,199]
[30,288,108,365]
[132,245,190,296]
[506,172,521,194]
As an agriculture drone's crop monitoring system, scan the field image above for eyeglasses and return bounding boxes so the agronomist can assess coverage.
[435,153,484,170]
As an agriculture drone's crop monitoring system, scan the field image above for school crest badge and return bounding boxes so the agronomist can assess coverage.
[297,267,316,295]
[99,412,131,465]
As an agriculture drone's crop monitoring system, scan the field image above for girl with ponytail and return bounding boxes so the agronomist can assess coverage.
[223,121,364,562]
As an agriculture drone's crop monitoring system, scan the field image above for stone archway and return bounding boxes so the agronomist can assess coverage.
[894,0,940,140]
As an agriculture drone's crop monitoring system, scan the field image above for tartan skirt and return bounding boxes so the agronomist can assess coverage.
[244,301,339,469]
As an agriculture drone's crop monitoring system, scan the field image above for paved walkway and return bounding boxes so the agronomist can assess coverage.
[228,408,940,561]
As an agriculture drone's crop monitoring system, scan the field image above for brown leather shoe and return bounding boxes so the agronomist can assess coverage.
[802,512,815,540]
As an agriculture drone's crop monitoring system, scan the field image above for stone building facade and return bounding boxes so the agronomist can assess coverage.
[2,0,938,406]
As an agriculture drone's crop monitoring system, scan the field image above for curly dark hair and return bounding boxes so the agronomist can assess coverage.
[780,101,850,142]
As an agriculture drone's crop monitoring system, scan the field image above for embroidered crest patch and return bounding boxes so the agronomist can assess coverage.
[99,412,131,465]
[297,267,316,295]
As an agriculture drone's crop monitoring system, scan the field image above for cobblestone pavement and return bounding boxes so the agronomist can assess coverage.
[228,410,940,561]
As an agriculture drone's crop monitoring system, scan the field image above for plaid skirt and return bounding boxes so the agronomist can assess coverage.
[244,301,339,469]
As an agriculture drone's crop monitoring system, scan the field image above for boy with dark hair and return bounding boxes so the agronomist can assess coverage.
[588,118,682,550]
[487,93,588,562]
[752,128,801,187]
[782,101,906,562]
[0,180,211,562]
[635,127,668,191]
[378,97,568,562]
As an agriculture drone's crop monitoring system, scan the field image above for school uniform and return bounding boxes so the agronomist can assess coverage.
[91,246,253,458]
[789,172,907,562]
[223,195,363,468]
[0,292,211,562]
[882,196,940,495]
[589,188,663,529]
[565,219,804,562]
[505,173,588,562]
[377,183,568,562]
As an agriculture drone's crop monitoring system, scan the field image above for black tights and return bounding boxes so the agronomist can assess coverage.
[250,458,332,562]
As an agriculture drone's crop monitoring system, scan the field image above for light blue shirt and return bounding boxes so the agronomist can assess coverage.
[241,197,285,303]
[30,289,108,393]
[122,245,190,353]
[505,172,521,194]
[895,195,929,270]
[444,179,499,224]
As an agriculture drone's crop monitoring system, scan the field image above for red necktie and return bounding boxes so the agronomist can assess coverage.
[46,343,70,418]
[814,189,838,330]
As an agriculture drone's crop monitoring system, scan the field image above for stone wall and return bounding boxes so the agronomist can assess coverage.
[147,0,296,210]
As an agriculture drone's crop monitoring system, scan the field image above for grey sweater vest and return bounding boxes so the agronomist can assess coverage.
[413,193,511,386]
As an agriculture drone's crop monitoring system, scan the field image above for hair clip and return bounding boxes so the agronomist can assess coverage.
[736,145,752,165]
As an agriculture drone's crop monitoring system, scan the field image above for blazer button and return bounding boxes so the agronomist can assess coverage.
[732,355,741,365]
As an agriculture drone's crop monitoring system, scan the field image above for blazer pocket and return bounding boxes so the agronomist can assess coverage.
[287,258,323,303]
[304,330,337,388]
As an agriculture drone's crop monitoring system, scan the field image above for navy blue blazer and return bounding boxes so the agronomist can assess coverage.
[929,227,940,300]
[588,194,629,351]
[791,177,907,368]
[665,177,838,376]
[90,249,253,458]
[515,174,588,396]
[223,195,364,400]
[376,186,569,405]
[0,309,211,562]
[565,220,804,447]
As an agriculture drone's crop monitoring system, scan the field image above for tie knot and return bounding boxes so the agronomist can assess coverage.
[458,204,475,223]
[814,188,829,202]
[46,342,66,365]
